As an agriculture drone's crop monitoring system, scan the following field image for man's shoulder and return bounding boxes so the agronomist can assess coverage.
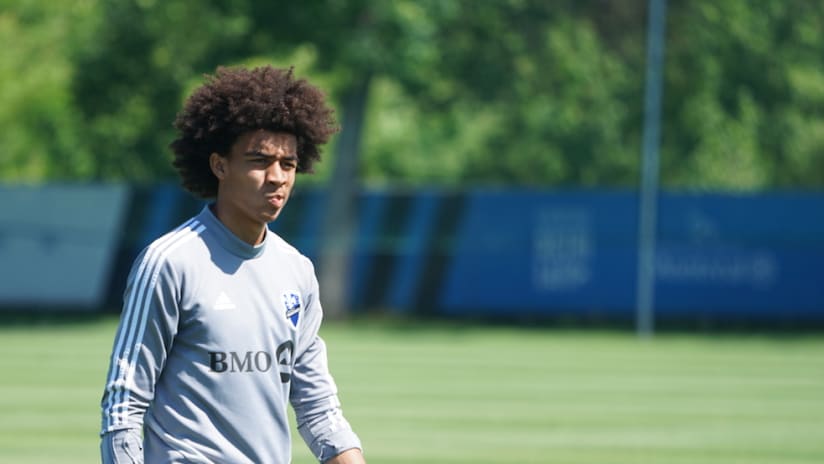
[267,231,312,264]
[138,217,208,264]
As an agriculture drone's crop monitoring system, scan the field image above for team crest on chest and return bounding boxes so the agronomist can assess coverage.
[282,293,301,327]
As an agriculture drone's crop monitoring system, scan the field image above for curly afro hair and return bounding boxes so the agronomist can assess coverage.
[170,65,338,198]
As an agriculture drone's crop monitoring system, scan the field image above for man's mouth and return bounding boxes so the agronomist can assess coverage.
[267,194,286,208]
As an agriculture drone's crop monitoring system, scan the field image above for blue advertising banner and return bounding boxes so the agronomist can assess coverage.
[125,185,824,323]
[653,192,824,319]
[440,190,638,316]
[438,191,824,322]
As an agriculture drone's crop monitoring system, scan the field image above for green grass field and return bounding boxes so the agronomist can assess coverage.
[0,316,823,463]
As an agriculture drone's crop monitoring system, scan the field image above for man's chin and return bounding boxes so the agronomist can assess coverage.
[261,208,283,224]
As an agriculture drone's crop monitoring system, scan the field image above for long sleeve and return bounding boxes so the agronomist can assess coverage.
[101,429,143,464]
[100,233,183,436]
[291,263,362,462]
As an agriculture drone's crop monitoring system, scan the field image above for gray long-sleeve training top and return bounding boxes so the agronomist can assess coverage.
[100,206,361,463]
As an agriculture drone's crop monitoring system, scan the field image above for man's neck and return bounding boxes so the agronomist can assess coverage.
[209,203,266,246]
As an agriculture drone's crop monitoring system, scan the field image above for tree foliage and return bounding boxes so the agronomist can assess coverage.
[1,0,822,189]
[0,0,97,179]
[664,1,824,189]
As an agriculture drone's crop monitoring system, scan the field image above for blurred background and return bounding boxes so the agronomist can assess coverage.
[1,0,822,327]
[1,1,823,463]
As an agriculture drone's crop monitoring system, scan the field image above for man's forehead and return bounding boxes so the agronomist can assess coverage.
[234,130,297,152]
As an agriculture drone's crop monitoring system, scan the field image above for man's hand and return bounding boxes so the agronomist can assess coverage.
[325,448,365,464]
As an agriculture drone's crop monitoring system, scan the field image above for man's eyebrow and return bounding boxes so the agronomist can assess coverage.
[244,151,297,159]
[244,150,273,158]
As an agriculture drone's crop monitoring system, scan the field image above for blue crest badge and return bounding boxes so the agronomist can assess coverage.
[283,293,301,327]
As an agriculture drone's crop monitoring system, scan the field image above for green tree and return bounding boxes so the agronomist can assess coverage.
[0,0,98,181]
[664,0,824,189]
[2,0,823,189]
[359,1,647,187]
[70,0,259,181]
[67,0,648,186]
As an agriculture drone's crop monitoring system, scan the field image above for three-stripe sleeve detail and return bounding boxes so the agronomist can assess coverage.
[103,219,205,430]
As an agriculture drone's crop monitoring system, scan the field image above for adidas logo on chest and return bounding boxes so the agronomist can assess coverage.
[213,291,237,311]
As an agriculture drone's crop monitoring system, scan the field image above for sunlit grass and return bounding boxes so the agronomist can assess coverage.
[0,316,822,463]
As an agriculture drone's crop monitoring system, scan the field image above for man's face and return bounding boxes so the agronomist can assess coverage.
[211,130,298,229]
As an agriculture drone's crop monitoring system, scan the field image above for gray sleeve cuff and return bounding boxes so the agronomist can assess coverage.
[296,401,362,463]
[101,429,143,464]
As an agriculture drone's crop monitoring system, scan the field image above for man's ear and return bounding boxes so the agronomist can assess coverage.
[209,153,226,179]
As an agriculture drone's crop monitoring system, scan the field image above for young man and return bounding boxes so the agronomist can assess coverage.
[100,66,365,464]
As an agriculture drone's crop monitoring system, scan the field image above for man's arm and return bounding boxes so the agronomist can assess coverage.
[101,429,143,464]
[291,261,364,462]
[100,237,184,463]
[291,334,364,462]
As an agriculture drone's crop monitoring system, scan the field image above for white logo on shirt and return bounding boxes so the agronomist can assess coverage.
[213,291,237,311]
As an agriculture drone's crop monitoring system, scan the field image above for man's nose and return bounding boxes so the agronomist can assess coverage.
[266,162,287,183]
